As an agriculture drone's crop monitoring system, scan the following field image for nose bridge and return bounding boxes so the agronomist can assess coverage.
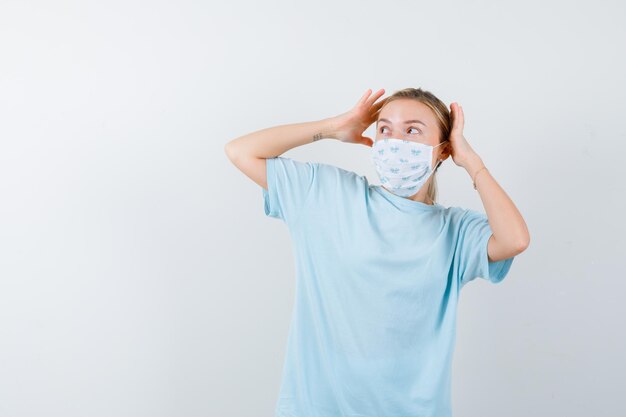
[379,125,405,139]
[391,125,406,137]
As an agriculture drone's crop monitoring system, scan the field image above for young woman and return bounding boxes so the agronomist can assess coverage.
[224,87,530,417]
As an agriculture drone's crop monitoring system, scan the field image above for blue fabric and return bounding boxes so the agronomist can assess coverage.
[261,156,515,417]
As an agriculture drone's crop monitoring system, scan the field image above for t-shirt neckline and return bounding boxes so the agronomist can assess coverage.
[372,185,442,211]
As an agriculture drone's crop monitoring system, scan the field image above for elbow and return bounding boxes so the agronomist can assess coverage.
[224,141,239,163]
[224,138,257,163]
[224,140,233,155]
[515,234,530,253]
[497,233,530,257]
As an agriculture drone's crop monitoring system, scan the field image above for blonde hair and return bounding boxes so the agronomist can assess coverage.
[377,87,451,204]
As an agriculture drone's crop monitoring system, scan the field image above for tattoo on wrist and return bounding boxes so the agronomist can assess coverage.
[313,132,323,142]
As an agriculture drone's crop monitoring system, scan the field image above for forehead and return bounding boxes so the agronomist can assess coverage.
[377,99,437,127]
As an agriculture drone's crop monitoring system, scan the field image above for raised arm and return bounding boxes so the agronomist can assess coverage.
[223,88,387,190]
[224,118,338,191]
[448,102,531,262]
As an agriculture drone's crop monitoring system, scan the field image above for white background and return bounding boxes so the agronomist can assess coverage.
[1,1,625,416]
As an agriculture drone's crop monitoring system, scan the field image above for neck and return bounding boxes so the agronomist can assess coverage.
[407,189,433,205]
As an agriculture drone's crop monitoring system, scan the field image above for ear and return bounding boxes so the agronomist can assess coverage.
[439,142,452,161]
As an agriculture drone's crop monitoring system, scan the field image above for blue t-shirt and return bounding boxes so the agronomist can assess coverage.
[261,156,515,417]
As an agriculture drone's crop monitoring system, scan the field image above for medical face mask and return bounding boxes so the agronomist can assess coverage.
[371,138,448,197]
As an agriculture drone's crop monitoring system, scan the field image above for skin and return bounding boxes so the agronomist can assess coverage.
[371,91,530,261]
[224,88,530,262]
[374,98,452,206]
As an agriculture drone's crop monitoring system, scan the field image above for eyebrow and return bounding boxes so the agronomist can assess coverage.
[377,118,427,127]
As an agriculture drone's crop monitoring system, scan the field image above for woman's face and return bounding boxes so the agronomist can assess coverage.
[375,99,441,147]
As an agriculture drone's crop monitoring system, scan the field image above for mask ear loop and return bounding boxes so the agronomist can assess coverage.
[432,140,449,170]
[425,141,449,205]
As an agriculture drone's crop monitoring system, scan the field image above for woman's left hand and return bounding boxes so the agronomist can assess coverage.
[448,102,480,168]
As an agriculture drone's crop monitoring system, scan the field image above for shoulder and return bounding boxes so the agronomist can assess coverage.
[436,205,487,228]
[268,156,368,195]
[271,156,362,179]
[316,161,368,185]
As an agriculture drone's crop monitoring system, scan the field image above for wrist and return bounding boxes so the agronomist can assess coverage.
[321,116,341,141]
[462,153,484,174]
[463,154,489,190]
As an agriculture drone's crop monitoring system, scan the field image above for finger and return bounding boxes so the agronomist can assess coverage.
[451,103,462,132]
[365,88,385,108]
[369,111,382,127]
[360,136,374,147]
[370,105,384,118]
[451,103,460,132]
[458,105,465,130]
[449,103,455,131]
[370,101,382,120]
[371,97,388,112]
[357,88,372,106]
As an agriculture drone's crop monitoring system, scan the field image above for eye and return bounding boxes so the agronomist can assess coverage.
[378,126,421,135]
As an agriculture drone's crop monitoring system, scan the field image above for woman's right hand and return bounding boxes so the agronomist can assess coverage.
[330,88,387,147]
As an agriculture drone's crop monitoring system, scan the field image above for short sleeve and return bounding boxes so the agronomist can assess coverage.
[261,156,317,223]
[455,209,515,288]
